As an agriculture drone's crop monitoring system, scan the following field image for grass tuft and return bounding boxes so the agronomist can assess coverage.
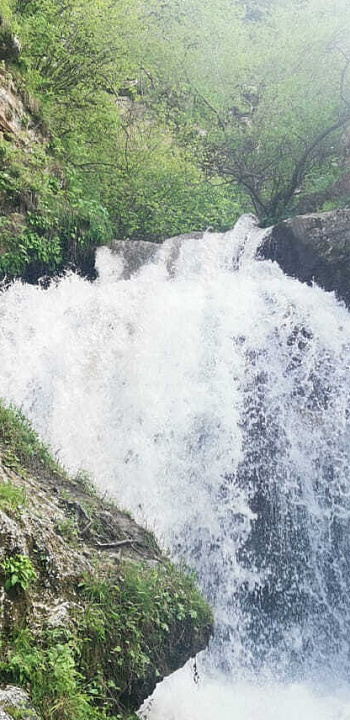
[0,399,65,480]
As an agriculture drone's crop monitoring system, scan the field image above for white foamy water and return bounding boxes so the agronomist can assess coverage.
[1,215,350,718]
[140,665,350,720]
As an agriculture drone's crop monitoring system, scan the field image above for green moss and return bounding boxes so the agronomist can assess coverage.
[2,705,37,720]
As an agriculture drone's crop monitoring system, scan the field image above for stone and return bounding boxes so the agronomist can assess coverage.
[0,685,41,719]
[259,208,350,307]
[107,232,205,280]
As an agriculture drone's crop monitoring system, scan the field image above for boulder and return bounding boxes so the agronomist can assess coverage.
[259,208,350,307]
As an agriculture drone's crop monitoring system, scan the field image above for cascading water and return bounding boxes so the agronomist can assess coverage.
[1,214,350,718]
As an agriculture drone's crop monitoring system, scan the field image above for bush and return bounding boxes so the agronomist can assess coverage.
[2,554,37,592]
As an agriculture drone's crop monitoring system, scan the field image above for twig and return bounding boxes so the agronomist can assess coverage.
[95,539,135,549]
[80,519,93,536]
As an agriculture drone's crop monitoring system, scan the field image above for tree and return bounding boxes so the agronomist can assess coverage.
[0,0,243,284]
[15,0,243,239]
[141,0,350,223]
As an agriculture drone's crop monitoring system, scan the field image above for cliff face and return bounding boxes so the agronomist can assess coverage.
[0,61,58,280]
[0,58,97,284]
[0,403,213,720]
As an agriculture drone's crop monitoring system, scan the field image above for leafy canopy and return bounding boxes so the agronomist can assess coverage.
[141,0,350,222]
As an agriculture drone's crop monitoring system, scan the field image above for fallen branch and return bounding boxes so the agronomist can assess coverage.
[95,539,134,549]
[80,519,93,536]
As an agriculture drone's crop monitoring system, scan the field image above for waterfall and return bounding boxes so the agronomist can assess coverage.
[1,214,350,718]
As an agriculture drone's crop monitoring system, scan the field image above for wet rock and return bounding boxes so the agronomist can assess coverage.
[259,208,350,307]
[107,232,204,279]
[108,240,159,279]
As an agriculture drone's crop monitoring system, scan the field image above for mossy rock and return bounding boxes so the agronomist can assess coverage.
[0,400,213,719]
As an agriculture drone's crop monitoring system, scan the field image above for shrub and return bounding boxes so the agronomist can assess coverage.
[2,554,37,592]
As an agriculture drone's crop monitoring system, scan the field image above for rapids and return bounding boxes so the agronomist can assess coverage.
[1,215,350,718]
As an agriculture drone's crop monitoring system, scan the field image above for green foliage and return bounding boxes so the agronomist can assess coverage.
[0,560,212,719]
[0,399,64,479]
[0,2,15,21]
[0,227,62,277]
[0,133,62,277]
[109,135,242,240]
[79,560,213,710]
[0,131,113,280]
[1,629,107,720]
[1,705,36,720]
[1,0,347,278]
[0,479,26,515]
[142,0,350,223]
[0,0,248,283]
[2,554,37,591]
[0,3,20,63]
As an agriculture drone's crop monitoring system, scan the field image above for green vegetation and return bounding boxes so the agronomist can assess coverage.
[0,399,64,479]
[0,0,241,281]
[0,479,26,514]
[0,705,37,720]
[0,0,348,280]
[0,561,212,719]
[54,516,80,544]
[143,0,350,224]
[1,627,120,720]
[79,561,211,709]
[2,554,37,591]
[0,400,213,719]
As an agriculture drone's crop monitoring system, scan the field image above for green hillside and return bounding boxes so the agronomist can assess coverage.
[0,0,349,280]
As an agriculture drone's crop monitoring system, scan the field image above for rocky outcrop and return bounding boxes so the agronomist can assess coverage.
[0,64,40,146]
[0,458,151,640]
[109,240,159,279]
[0,405,212,718]
[109,210,350,309]
[108,232,204,280]
[0,686,41,720]
[259,208,350,307]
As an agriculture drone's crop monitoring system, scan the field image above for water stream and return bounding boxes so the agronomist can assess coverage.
[1,215,350,717]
